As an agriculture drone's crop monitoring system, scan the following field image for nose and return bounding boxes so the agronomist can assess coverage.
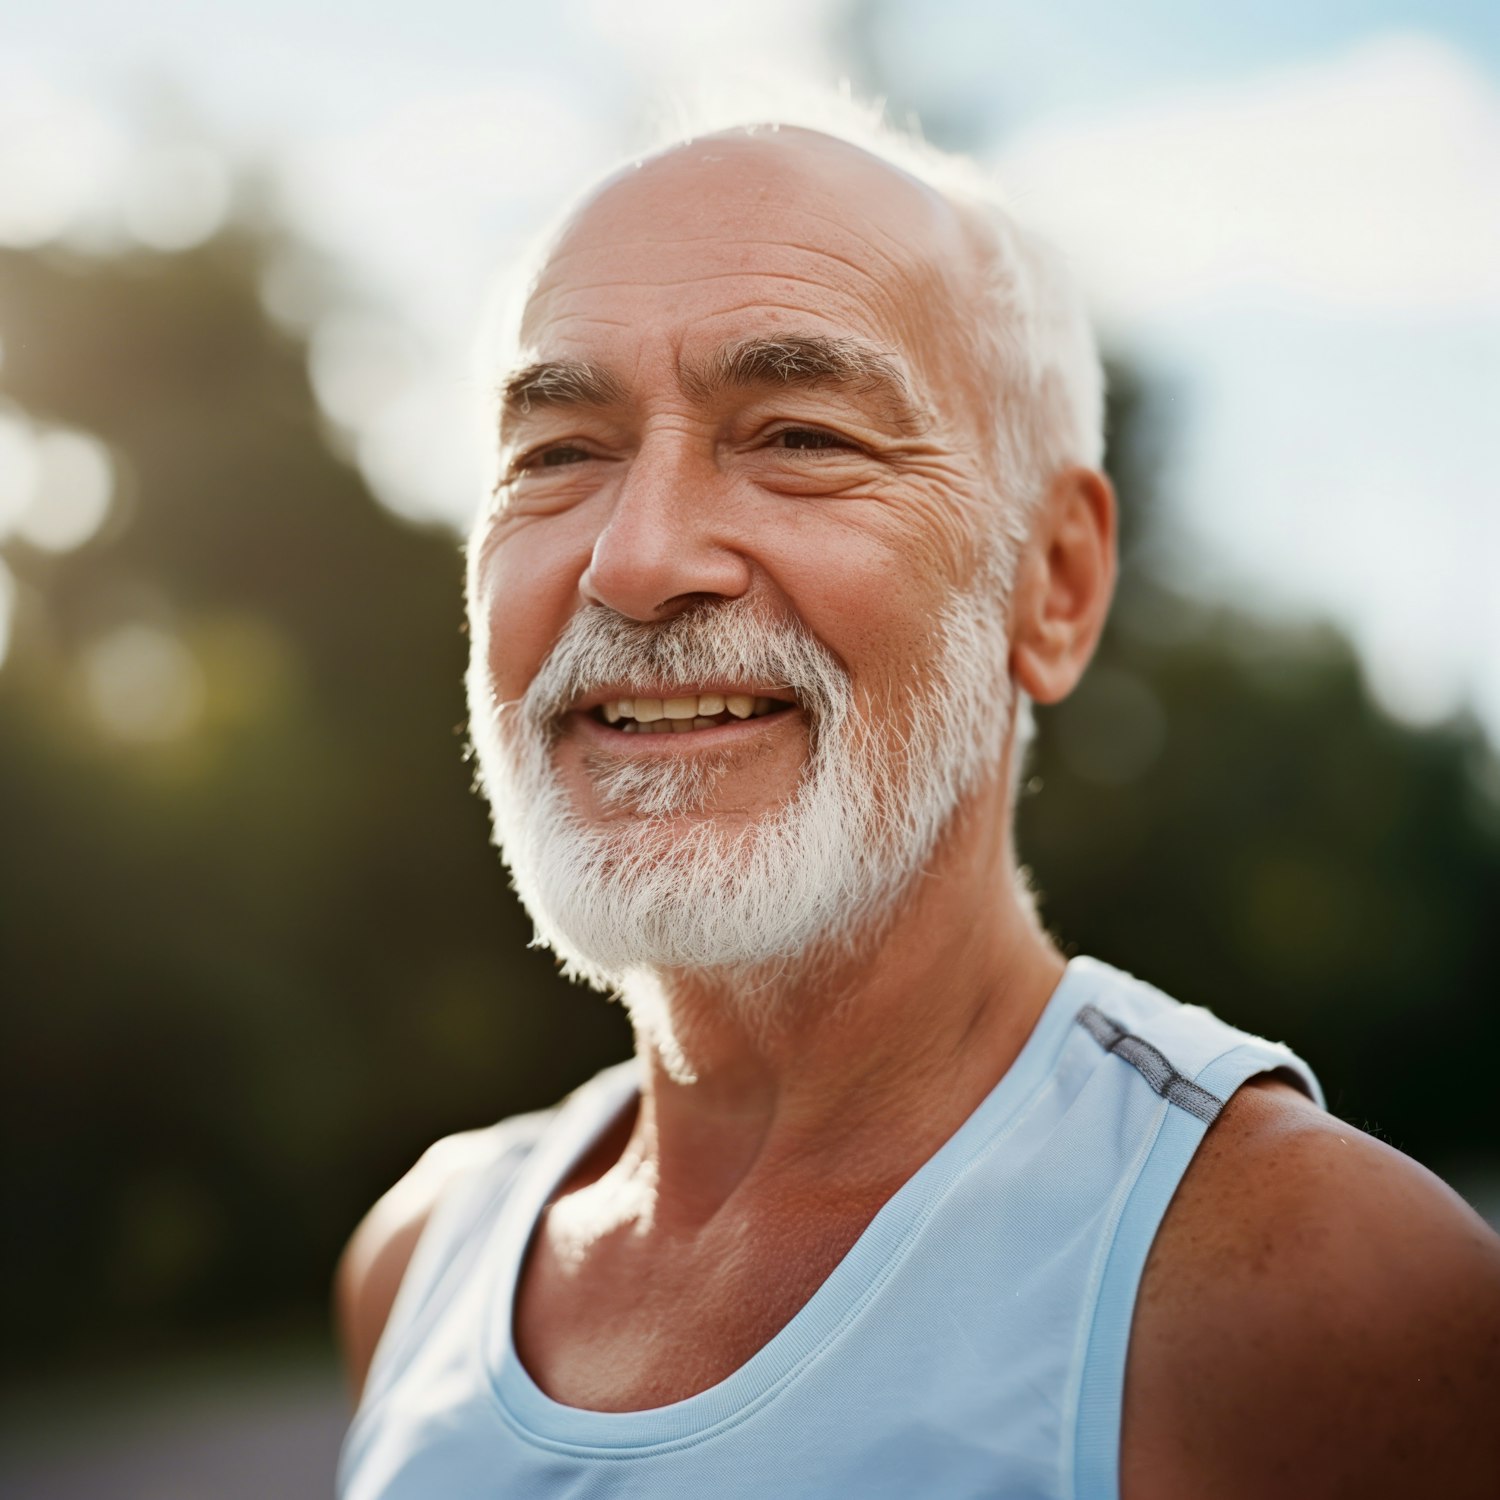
[579,432,752,621]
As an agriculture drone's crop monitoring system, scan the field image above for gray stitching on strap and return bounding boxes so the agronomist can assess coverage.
[1076,1004,1223,1125]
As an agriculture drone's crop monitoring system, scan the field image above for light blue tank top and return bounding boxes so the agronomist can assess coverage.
[339,957,1322,1500]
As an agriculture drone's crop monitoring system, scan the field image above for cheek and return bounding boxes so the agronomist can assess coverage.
[468,513,592,700]
[753,505,965,708]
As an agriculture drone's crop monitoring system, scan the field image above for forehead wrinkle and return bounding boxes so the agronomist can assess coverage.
[532,262,897,297]
[536,208,934,282]
[525,226,941,356]
[776,216,924,284]
[517,269,884,353]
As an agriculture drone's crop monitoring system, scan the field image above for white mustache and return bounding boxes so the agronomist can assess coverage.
[519,599,848,731]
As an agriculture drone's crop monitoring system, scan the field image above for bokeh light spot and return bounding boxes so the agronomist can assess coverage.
[0,408,41,537]
[0,81,124,247]
[308,313,416,430]
[122,144,232,252]
[82,623,206,743]
[0,555,14,671]
[15,427,114,553]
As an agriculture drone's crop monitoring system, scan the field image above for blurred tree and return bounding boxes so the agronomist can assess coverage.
[0,230,631,1372]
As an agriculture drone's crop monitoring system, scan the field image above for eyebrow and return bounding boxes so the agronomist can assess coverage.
[497,335,929,437]
[680,335,928,432]
[500,359,626,425]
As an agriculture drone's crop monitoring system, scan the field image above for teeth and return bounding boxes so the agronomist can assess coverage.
[597,691,789,731]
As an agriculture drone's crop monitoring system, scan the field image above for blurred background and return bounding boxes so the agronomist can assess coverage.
[2,1,1497,1494]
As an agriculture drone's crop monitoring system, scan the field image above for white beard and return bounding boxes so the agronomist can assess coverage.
[465,576,1014,997]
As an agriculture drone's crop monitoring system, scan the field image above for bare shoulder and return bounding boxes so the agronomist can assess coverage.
[1123,1075,1500,1500]
[333,1122,533,1402]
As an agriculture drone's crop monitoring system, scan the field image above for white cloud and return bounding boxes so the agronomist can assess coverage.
[995,33,1500,323]
[1148,289,1500,739]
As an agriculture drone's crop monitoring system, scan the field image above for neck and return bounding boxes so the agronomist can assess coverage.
[610,781,1064,1229]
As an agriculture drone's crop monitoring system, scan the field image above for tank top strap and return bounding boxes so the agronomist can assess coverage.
[1067,955,1323,1113]
[1066,957,1323,1500]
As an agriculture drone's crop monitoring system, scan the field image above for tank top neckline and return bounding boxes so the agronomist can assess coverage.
[480,956,1106,1456]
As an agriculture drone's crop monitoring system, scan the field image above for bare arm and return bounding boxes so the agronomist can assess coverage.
[1124,1079,1500,1499]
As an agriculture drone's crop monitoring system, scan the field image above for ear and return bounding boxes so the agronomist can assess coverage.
[1009,466,1116,705]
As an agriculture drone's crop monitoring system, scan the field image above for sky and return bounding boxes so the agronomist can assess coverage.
[1,0,1497,740]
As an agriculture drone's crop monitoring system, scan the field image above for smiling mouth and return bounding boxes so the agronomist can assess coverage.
[591,691,796,735]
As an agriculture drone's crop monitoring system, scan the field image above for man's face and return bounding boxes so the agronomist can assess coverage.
[466,132,1019,987]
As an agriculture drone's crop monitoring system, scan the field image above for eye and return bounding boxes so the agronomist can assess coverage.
[771,427,860,453]
[512,442,594,476]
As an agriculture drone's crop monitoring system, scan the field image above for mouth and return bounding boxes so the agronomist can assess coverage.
[573,689,798,737]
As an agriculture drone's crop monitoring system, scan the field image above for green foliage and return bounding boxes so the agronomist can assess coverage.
[0,228,1494,1374]
[0,233,631,1372]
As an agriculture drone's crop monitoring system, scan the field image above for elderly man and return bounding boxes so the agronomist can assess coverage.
[335,121,1500,1498]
